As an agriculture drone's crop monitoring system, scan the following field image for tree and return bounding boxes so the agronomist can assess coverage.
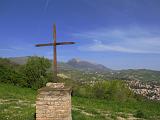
[23,56,51,89]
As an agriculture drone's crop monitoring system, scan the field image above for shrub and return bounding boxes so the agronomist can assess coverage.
[0,58,21,84]
[134,110,145,118]
[73,80,134,101]
[92,82,107,99]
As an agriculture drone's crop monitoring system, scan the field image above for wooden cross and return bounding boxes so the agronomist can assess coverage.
[35,24,75,82]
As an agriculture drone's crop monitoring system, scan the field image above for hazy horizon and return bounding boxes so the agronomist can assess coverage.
[3,55,159,71]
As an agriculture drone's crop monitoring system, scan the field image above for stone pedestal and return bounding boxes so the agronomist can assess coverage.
[36,83,72,120]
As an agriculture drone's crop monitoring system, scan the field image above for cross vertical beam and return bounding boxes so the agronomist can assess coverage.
[53,24,57,80]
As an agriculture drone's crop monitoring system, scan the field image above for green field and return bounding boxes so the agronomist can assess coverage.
[0,83,160,120]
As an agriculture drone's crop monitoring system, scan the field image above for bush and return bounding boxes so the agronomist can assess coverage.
[0,58,21,84]
[73,86,93,98]
[92,82,107,99]
[90,80,134,101]
[134,110,145,118]
[73,80,134,101]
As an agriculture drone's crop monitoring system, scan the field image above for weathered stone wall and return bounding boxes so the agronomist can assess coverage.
[36,83,72,120]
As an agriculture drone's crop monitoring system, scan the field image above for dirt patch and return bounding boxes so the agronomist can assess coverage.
[72,106,95,117]
[72,105,144,120]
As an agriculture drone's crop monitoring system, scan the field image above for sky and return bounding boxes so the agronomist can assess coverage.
[0,0,160,70]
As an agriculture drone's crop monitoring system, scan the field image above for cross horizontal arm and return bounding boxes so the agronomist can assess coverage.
[35,42,75,47]
[56,42,75,45]
[35,43,53,47]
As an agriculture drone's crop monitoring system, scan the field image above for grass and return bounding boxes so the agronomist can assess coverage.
[72,96,160,119]
[0,83,35,120]
[0,83,160,120]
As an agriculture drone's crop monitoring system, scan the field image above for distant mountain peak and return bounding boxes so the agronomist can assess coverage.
[69,58,81,63]
[67,58,111,72]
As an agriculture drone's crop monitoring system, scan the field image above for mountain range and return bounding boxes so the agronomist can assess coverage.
[8,56,160,83]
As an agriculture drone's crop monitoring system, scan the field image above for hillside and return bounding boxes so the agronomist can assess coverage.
[114,69,160,83]
[1,83,160,120]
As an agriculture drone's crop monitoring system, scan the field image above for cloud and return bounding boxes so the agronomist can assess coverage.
[75,27,160,54]
[43,0,50,12]
[0,48,13,52]
[0,43,34,55]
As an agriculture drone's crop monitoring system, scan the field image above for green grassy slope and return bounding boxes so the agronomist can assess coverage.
[0,84,35,120]
[0,83,160,120]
